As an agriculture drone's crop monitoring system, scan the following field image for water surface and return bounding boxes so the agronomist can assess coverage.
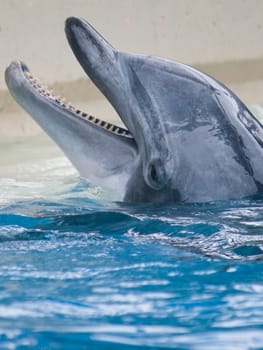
[1,134,263,349]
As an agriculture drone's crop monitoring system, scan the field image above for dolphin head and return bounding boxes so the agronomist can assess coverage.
[5,17,263,202]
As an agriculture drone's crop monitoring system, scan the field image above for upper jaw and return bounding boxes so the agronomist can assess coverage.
[65,17,140,140]
[65,17,128,120]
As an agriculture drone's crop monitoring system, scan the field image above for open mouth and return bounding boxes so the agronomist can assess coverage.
[19,61,134,139]
[5,16,176,197]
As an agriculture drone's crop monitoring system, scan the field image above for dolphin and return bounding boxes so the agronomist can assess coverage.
[5,17,263,202]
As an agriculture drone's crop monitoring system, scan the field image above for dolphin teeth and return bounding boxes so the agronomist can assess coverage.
[23,67,133,139]
[98,120,105,126]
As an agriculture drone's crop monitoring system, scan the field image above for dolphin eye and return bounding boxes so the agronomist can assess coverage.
[146,159,169,190]
[150,164,158,183]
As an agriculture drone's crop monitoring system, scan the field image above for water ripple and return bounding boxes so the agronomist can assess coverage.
[1,177,263,348]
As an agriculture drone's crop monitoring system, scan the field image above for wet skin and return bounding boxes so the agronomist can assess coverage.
[5,17,263,202]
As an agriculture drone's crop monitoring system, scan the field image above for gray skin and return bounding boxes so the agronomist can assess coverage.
[5,16,263,202]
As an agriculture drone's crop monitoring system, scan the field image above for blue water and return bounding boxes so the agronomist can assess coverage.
[1,138,263,349]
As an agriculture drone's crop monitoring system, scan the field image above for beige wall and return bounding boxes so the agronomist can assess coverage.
[1,0,263,138]
[1,0,263,86]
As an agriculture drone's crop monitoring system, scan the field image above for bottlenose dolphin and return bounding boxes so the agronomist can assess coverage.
[5,17,263,202]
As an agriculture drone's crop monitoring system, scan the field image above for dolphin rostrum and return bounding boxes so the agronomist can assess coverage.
[5,17,263,202]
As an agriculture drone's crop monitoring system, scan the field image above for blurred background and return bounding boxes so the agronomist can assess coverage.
[1,0,263,140]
